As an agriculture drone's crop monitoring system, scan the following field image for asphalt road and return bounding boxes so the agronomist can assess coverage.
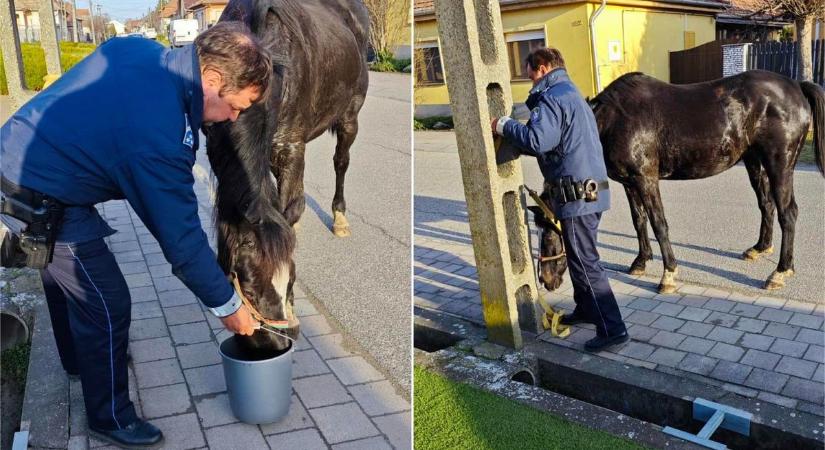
[296,72,411,395]
[415,131,825,304]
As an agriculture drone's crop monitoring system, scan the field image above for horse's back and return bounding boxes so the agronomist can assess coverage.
[596,70,810,181]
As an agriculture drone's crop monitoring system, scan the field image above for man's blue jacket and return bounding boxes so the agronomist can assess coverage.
[501,68,611,219]
[0,38,233,308]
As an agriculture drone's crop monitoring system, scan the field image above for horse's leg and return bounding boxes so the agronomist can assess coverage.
[763,151,799,290]
[624,184,653,275]
[272,141,307,228]
[330,114,360,238]
[637,179,678,293]
[742,153,776,261]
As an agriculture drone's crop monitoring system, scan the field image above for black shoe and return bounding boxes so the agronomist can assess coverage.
[560,312,592,326]
[585,332,630,352]
[89,419,164,449]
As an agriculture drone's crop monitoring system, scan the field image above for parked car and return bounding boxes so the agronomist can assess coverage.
[169,19,199,47]
[143,28,158,39]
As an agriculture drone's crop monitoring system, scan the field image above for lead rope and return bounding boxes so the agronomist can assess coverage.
[521,185,570,339]
[229,272,295,342]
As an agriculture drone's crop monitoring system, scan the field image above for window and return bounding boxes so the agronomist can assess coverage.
[415,42,444,85]
[506,31,546,80]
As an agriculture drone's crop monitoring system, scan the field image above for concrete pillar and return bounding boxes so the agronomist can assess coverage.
[0,0,30,107]
[39,0,62,82]
[434,0,542,349]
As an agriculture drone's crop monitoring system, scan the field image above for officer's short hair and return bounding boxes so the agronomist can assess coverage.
[526,47,566,71]
[194,21,271,97]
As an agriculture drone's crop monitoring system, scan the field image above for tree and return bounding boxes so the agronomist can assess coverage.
[363,0,410,61]
[756,0,825,81]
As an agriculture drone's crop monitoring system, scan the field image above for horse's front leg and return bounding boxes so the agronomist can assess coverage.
[272,141,307,228]
[330,116,359,238]
[638,179,678,294]
[624,184,653,275]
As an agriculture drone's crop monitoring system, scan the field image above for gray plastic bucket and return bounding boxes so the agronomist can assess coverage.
[219,336,293,424]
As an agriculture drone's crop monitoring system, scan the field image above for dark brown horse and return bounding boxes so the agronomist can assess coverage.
[205,0,369,351]
[534,70,823,294]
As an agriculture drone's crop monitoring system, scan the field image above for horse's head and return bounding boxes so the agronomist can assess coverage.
[218,195,298,352]
[527,189,567,291]
[207,113,299,353]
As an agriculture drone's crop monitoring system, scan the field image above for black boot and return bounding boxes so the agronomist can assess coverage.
[560,311,592,326]
[584,332,629,352]
[89,419,163,449]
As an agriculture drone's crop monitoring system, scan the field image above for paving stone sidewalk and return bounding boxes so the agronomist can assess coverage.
[63,187,410,448]
[414,210,825,418]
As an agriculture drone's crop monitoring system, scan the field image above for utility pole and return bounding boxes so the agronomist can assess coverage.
[96,4,102,40]
[178,0,184,19]
[89,0,96,44]
[71,0,78,41]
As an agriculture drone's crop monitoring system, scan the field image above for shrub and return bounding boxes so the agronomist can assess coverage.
[0,42,96,94]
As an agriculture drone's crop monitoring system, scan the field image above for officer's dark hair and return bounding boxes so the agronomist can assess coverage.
[525,47,566,71]
[194,21,271,97]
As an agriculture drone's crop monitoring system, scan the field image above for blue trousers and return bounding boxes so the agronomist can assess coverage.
[40,238,138,431]
[561,213,627,337]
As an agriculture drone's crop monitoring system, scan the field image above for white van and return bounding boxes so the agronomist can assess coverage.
[169,19,199,47]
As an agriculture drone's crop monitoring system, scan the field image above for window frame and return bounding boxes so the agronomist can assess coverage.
[414,41,445,86]
[505,30,547,81]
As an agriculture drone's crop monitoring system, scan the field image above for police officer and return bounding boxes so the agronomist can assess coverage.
[1,22,267,447]
[492,47,629,352]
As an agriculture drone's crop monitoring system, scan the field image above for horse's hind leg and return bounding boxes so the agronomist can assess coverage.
[624,184,653,275]
[742,153,776,261]
[762,143,801,290]
[637,179,679,293]
[331,115,359,238]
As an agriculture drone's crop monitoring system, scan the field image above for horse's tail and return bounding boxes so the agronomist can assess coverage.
[800,81,824,177]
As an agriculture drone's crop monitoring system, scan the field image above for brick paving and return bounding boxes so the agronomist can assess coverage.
[414,207,825,418]
[63,181,409,448]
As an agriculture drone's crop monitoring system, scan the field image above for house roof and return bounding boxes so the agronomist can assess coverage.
[75,8,90,18]
[718,0,791,26]
[414,0,727,18]
[160,0,201,18]
[189,0,228,10]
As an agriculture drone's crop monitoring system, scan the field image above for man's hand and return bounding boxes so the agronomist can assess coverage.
[220,304,258,336]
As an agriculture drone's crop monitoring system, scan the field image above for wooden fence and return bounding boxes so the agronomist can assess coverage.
[670,39,825,85]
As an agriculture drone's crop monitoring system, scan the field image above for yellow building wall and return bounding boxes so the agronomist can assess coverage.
[591,4,715,90]
[414,2,716,112]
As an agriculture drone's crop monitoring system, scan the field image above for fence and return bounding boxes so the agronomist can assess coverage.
[670,39,825,85]
[746,40,825,85]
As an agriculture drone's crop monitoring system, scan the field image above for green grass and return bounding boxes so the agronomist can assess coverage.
[414,366,648,450]
[0,42,96,94]
[1,343,31,384]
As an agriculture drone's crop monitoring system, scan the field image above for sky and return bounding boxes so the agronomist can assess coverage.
[91,0,160,22]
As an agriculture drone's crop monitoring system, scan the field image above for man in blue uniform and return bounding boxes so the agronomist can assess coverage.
[492,47,629,352]
[1,22,268,447]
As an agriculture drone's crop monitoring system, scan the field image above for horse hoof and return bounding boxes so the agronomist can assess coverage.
[743,246,773,261]
[764,269,794,290]
[658,269,678,294]
[332,212,351,238]
[628,266,645,276]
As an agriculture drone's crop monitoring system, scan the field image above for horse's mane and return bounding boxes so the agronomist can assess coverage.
[208,102,296,275]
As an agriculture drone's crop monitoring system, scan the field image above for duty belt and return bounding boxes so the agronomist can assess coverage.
[0,175,65,269]
[549,176,609,204]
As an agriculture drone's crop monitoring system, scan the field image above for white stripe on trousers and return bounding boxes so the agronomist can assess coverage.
[68,246,122,430]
